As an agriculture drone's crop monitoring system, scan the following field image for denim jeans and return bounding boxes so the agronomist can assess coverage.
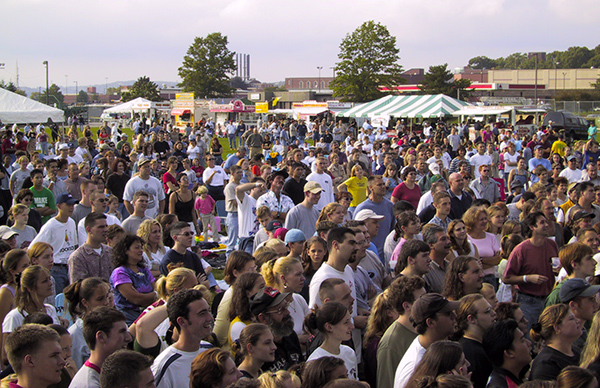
[51,265,69,295]
[228,134,237,149]
[225,213,239,255]
[516,291,545,332]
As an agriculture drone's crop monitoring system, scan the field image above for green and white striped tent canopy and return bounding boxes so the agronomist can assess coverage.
[338,94,470,119]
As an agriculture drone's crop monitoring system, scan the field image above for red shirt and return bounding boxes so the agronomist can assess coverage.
[504,239,558,297]
[162,171,178,194]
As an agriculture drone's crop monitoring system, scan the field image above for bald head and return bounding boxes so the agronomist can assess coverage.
[449,173,465,193]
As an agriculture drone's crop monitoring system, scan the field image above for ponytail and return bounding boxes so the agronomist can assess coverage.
[261,258,277,288]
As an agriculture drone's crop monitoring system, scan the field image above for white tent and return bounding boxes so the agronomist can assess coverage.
[103,97,161,114]
[0,88,64,124]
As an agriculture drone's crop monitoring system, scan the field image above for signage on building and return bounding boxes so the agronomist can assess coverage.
[176,93,194,100]
[255,102,268,113]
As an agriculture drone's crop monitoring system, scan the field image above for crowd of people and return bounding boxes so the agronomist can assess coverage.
[0,115,600,388]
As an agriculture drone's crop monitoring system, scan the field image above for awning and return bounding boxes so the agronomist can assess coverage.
[293,107,330,116]
[338,95,469,118]
[171,108,190,116]
[452,107,512,116]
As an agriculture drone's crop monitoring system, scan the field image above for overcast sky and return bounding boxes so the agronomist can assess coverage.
[2,0,599,92]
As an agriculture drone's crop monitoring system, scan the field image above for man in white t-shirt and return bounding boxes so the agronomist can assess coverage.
[309,227,360,322]
[30,193,79,294]
[393,294,459,388]
[152,289,214,388]
[123,158,165,219]
[559,155,583,183]
[235,177,267,253]
[470,142,492,179]
[306,157,334,211]
[70,307,132,388]
[77,190,121,244]
[503,142,520,179]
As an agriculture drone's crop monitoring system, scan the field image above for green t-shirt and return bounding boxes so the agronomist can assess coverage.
[545,279,565,308]
[29,186,56,224]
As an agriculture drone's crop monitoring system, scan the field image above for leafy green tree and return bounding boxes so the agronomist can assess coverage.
[468,56,498,69]
[230,76,249,90]
[76,90,89,103]
[34,84,64,108]
[121,76,162,102]
[178,32,237,98]
[0,81,26,96]
[453,78,472,100]
[420,64,454,95]
[419,64,470,99]
[106,86,121,96]
[330,21,404,102]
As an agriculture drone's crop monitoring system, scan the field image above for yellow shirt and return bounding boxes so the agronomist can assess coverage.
[343,176,368,207]
[551,140,567,157]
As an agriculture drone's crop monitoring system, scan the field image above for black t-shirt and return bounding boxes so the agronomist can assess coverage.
[530,345,579,381]
[106,173,130,202]
[159,248,207,278]
[459,337,493,388]
[262,331,304,372]
[282,177,307,205]
[154,141,170,159]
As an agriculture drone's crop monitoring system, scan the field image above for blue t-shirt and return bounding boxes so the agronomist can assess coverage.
[354,198,395,262]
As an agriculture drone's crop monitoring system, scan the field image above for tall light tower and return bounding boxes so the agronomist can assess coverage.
[42,61,49,105]
[317,66,323,92]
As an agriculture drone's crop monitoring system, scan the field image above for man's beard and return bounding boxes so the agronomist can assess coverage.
[267,314,294,338]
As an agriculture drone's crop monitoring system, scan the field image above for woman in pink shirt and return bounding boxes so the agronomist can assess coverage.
[391,166,421,209]
[463,206,501,289]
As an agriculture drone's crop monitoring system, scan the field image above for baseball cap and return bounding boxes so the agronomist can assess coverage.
[58,143,69,151]
[572,211,596,222]
[68,142,76,149]
[266,220,283,232]
[510,180,525,190]
[56,193,78,205]
[411,293,459,325]
[354,209,385,222]
[249,287,291,316]
[429,163,440,175]
[567,155,576,162]
[0,226,18,240]
[354,141,363,147]
[99,143,111,151]
[534,145,543,151]
[274,227,288,240]
[138,158,151,167]
[304,181,323,194]
[560,278,600,303]
[284,229,306,244]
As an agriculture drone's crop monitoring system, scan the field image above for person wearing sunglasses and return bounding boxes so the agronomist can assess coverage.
[469,164,501,204]
[159,221,209,287]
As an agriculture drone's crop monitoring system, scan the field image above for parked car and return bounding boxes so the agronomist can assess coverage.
[542,111,590,140]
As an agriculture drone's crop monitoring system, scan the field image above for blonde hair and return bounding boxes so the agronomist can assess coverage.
[258,370,300,388]
[8,204,29,222]
[317,203,345,223]
[137,219,165,258]
[15,265,51,314]
[197,185,208,195]
[155,267,196,300]
[364,289,395,348]
[261,256,302,289]
[350,164,363,177]
[462,206,487,233]
[581,310,600,367]
[17,156,29,164]
[26,242,53,262]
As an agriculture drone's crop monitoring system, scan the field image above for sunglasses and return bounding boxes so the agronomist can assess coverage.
[178,231,194,237]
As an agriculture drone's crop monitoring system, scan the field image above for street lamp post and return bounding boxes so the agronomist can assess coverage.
[534,56,538,124]
[42,61,49,105]
[105,77,108,95]
[65,75,68,96]
[317,66,323,93]
[563,72,567,90]
[75,81,78,99]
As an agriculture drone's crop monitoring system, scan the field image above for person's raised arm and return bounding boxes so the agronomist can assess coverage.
[235,181,263,203]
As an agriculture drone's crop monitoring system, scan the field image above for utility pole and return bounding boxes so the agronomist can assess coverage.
[42,61,49,105]
[317,66,323,93]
